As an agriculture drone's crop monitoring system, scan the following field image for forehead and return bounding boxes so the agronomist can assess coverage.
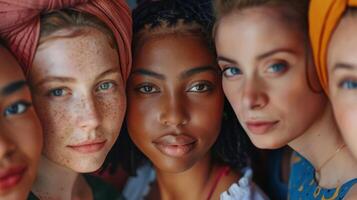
[32,28,119,79]
[215,7,303,56]
[133,35,215,74]
[0,47,24,88]
[328,16,357,62]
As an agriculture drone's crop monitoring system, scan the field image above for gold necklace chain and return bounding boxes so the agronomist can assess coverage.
[314,143,346,183]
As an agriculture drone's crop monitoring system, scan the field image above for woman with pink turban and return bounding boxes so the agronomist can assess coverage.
[0,0,132,199]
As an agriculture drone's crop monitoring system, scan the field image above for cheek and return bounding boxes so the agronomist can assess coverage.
[222,80,241,115]
[333,97,357,138]
[189,95,224,142]
[32,97,73,137]
[17,111,43,162]
[127,97,159,142]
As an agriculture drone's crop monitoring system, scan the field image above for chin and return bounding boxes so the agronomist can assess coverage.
[250,136,287,150]
[154,158,197,174]
[69,158,105,173]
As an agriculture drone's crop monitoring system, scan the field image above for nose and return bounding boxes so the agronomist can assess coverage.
[0,130,16,160]
[159,94,189,127]
[77,95,100,132]
[241,78,268,110]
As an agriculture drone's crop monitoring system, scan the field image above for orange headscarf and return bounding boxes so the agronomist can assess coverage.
[310,0,357,93]
[0,0,132,83]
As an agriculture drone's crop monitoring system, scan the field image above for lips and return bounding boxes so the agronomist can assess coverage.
[153,134,197,158]
[245,120,279,135]
[67,139,107,153]
[0,165,27,191]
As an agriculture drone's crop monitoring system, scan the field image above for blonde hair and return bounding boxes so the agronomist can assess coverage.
[213,0,309,38]
[39,9,116,49]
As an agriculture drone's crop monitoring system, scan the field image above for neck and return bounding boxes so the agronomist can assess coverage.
[31,156,91,200]
[289,104,357,187]
[155,153,218,200]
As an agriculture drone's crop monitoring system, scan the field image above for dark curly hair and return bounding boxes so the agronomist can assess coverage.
[108,0,252,176]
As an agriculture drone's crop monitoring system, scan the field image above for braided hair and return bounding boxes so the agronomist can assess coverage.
[117,0,252,175]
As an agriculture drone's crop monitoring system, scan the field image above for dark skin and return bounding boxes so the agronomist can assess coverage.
[127,34,239,200]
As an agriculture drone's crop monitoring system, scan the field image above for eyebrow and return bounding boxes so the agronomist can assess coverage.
[0,80,27,96]
[217,56,238,64]
[256,48,297,61]
[96,68,120,80]
[180,65,219,79]
[131,68,165,80]
[217,48,297,64]
[333,63,357,72]
[35,76,76,87]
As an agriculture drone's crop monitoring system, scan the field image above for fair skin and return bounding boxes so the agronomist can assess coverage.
[327,14,357,199]
[0,46,42,200]
[29,27,125,200]
[127,35,238,200]
[215,6,357,189]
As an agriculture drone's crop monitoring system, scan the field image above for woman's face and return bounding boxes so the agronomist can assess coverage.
[127,35,224,173]
[215,6,326,149]
[0,47,42,199]
[30,27,125,172]
[328,15,357,159]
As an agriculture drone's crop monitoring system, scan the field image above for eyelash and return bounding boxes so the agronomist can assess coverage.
[339,79,357,90]
[266,61,289,74]
[3,100,32,117]
[47,87,70,97]
[95,81,117,93]
[186,81,213,93]
[222,66,242,78]
[135,84,160,94]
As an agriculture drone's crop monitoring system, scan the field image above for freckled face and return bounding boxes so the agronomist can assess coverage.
[215,7,327,149]
[30,28,125,172]
[127,35,224,173]
[328,16,357,160]
[0,47,42,199]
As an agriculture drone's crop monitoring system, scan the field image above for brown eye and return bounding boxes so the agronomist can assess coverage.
[137,84,160,94]
[187,82,212,93]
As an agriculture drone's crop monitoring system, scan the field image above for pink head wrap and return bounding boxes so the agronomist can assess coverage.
[0,0,132,82]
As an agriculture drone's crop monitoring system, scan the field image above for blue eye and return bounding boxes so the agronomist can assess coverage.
[49,88,67,97]
[222,67,242,78]
[267,63,287,73]
[97,82,114,92]
[4,101,31,117]
[137,85,160,94]
[188,82,212,93]
[340,80,357,89]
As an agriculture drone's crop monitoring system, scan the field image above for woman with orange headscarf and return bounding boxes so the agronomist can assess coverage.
[310,1,357,199]
[0,0,132,199]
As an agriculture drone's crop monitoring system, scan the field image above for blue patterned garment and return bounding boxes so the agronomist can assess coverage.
[288,152,357,200]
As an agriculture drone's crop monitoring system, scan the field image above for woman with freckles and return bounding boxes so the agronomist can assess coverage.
[213,0,357,199]
[0,0,132,199]
[124,1,268,199]
[0,41,42,200]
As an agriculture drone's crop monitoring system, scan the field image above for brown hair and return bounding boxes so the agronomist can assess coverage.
[214,0,322,93]
[213,0,310,38]
[39,9,117,49]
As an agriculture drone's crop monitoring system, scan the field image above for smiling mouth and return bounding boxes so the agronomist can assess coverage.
[153,134,197,158]
[245,121,279,135]
[67,139,107,154]
[0,165,27,191]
